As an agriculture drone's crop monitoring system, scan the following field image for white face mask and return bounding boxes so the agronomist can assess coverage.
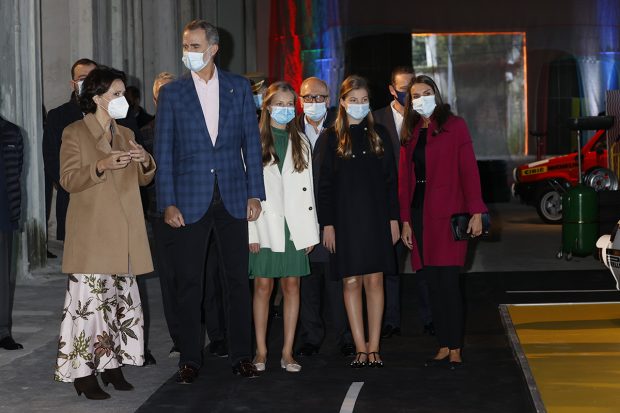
[101,96,130,119]
[304,102,327,122]
[182,46,212,72]
[345,103,370,120]
[412,95,437,118]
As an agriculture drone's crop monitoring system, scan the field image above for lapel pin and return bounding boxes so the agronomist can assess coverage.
[230,89,234,93]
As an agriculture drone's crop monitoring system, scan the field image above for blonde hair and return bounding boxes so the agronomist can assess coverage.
[153,71,175,97]
[258,81,309,172]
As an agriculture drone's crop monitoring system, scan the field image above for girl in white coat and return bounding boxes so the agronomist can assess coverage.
[249,81,320,373]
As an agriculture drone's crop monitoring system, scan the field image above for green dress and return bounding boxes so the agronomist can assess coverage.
[249,127,311,279]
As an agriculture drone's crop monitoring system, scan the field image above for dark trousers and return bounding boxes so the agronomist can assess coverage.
[415,273,433,325]
[383,273,401,328]
[411,206,434,326]
[55,188,69,241]
[383,242,410,328]
[299,260,352,348]
[203,237,226,343]
[423,266,462,349]
[44,173,53,224]
[171,195,250,368]
[137,275,152,349]
[0,231,15,339]
[151,216,180,346]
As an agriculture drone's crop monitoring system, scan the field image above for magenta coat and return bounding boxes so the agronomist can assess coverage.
[398,115,487,271]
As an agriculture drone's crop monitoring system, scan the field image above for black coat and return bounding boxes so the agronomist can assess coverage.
[42,94,144,240]
[0,117,23,231]
[372,104,401,164]
[296,109,336,263]
[318,119,399,278]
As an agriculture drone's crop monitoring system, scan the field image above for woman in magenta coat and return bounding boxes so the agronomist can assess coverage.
[399,75,486,369]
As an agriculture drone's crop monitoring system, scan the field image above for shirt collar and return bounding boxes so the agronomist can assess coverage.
[191,65,219,86]
[390,100,404,119]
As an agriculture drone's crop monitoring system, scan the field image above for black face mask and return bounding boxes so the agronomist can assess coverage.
[394,90,407,106]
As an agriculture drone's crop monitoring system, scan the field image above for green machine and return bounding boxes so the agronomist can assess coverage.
[557,116,614,260]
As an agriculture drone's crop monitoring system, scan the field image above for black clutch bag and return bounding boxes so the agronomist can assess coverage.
[450,213,490,241]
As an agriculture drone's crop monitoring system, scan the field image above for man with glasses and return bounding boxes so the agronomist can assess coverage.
[295,77,354,358]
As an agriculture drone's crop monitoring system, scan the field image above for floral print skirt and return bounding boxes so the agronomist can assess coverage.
[55,274,144,382]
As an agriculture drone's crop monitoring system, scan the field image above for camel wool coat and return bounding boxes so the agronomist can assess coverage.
[59,113,156,276]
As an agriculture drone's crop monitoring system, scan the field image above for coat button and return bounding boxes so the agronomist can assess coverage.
[308,206,313,210]
[352,154,356,158]
[302,187,307,191]
[210,169,215,173]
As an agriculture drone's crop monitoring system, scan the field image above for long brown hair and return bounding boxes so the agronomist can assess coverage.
[400,75,453,144]
[334,75,384,159]
[258,81,309,172]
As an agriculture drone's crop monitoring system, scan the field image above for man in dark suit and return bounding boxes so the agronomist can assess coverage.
[126,85,155,129]
[373,66,435,338]
[42,58,144,242]
[295,77,354,357]
[0,116,24,351]
[155,20,265,382]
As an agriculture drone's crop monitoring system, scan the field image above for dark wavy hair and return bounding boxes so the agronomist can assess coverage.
[400,75,452,144]
[79,66,127,114]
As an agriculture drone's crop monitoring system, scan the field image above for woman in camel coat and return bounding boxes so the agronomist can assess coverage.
[54,66,156,400]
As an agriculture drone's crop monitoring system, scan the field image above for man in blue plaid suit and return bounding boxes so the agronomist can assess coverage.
[155,19,265,382]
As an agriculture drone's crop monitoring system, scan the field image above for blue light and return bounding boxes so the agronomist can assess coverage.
[598,0,620,90]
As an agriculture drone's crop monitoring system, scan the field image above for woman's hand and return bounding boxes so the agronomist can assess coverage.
[96,150,131,173]
[323,225,336,253]
[128,140,149,167]
[401,222,413,250]
[249,243,260,254]
[305,245,314,255]
[390,220,400,245]
[467,213,483,237]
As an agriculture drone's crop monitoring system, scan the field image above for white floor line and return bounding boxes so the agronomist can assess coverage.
[506,289,618,293]
[340,382,364,413]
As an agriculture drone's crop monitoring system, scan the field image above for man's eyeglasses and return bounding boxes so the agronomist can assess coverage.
[301,94,328,103]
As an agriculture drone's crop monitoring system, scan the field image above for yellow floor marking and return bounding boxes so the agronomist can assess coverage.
[508,303,620,413]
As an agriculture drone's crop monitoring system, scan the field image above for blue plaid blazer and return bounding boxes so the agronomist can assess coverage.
[154,69,265,223]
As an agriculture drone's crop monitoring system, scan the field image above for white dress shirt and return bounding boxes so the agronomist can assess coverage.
[390,100,404,137]
[303,114,326,150]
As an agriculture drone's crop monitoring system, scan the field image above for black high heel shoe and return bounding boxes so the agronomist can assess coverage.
[367,352,384,368]
[424,355,449,367]
[449,360,464,370]
[74,374,110,399]
[350,352,367,368]
[101,367,134,391]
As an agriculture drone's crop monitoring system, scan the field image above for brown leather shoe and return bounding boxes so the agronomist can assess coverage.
[232,359,260,378]
[176,365,199,384]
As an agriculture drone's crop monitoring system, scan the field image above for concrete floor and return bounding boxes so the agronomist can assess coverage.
[0,200,608,412]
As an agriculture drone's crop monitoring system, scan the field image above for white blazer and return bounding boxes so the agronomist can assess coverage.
[248,132,320,252]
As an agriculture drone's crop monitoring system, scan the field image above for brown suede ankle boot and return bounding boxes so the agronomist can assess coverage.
[74,374,111,399]
[101,367,134,391]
